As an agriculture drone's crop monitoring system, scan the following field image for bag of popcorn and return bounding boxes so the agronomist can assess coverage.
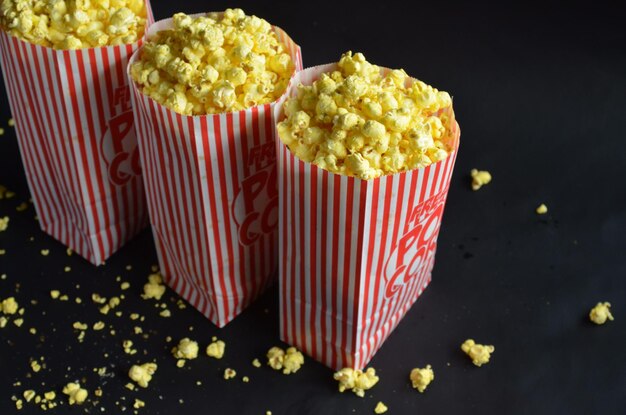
[0,1,154,265]
[128,9,302,327]
[275,53,460,370]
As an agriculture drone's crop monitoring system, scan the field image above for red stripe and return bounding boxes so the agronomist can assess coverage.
[238,110,256,298]
[298,156,307,354]
[341,178,355,366]
[330,173,341,369]
[352,180,367,368]
[360,179,379,360]
[288,154,297,345]
[279,143,289,339]
[309,163,318,360]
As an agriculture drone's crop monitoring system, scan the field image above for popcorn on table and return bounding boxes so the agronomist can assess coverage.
[374,401,388,414]
[409,364,434,392]
[277,51,454,180]
[172,338,199,360]
[206,338,226,359]
[129,362,158,387]
[461,339,495,367]
[0,0,147,49]
[589,302,614,325]
[333,367,379,398]
[142,272,166,300]
[130,9,295,115]
[536,203,548,214]
[266,346,304,374]
[470,169,492,190]
[62,382,88,405]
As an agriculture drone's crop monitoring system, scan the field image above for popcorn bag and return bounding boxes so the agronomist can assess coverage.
[277,64,460,370]
[0,2,155,265]
[129,14,302,327]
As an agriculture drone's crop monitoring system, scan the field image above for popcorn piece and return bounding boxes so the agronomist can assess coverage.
[142,273,166,300]
[374,401,388,414]
[409,364,434,392]
[134,399,145,409]
[23,389,35,402]
[461,339,495,367]
[470,169,491,191]
[1,297,18,314]
[278,51,454,180]
[50,290,60,299]
[206,339,226,359]
[172,338,199,360]
[0,1,147,49]
[62,382,88,405]
[223,368,237,380]
[0,216,8,231]
[333,367,379,398]
[130,9,295,115]
[536,203,548,214]
[252,358,262,368]
[266,346,304,374]
[128,362,158,388]
[589,302,614,325]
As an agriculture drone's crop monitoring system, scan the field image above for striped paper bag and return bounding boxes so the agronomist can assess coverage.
[277,64,461,370]
[129,15,302,327]
[0,3,154,265]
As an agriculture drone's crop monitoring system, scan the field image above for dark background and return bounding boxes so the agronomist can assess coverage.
[1,1,625,414]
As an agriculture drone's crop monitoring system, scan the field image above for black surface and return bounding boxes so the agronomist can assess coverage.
[1,1,626,414]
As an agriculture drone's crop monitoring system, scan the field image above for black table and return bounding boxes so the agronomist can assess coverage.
[1,1,625,414]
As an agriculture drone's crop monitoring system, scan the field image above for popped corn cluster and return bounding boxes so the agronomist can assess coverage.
[130,9,295,115]
[128,362,157,387]
[266,346,304,374]
[589,302,614,325]
[470,169,491,190]
[277,51,454,180]
[62,382,88,405]
[333,367,379,398]
[172,337,199,360]
[0,0,147,49]
[461,339,495,367]
[409,364,434,392]
[206,337,226,359]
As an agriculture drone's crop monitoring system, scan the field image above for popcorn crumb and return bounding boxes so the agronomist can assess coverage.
[172,338,199,360]
[125,382,135,391]
[23,390,35,402]
[44,391,55,401]
[15,399,23,410]
[123,340,137,355]
[206,339,226,359]
[0,317,7,328]
[40,249,50,256]
[223,368,237,380]
[242,376,249,383]
[536,203,548,214]
[30,360,41,372]
[470,169,492,191]
[8,118,15,127]
[28,327,36,335]
[121,282,130,290]
[93,321,105,330]
[374,401,388,414]
[0,216,8,231]
[461,339,495,367]
[333,367,379,397]
[589,302,614,325]
[13,318,23,327]
[252,358,262,368]
[142,273,166,300]
[72,322,88,330]
[64,266,71,272]
[134,399,145,409]
[159,309,171,318]
[128,363,157,388]
[62,382,88,405]
[1,297,19,314]
[176,359,185,368]
[16,202,28,212]
[409,365,434,392]
[50,290,60,299]
[94,388,103,397]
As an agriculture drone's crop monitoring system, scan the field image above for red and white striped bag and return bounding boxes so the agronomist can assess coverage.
[0,3,154,265]
[276,64,461,370]
[129,15,302,327]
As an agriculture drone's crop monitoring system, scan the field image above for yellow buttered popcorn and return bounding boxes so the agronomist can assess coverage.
[461,339,495,367]
[409,364,434,392]
[266,346,304,374]
[0,0,147,49]
[172,337,199,360]
[130,9,295,115]
[589,302,613,325]
[128,362,157,388]
[277,51,454,180]
[333,367,379,398]
[62,382,88,405]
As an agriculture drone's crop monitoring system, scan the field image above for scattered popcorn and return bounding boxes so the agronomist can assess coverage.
[0,317,7,328]
[40,249,49,256]
[72,322,88,331]
[589,302,614,325]
[206,339,226,359]
[374,401,388,414]
[470,169,491,191]
[130,9,295,115]
[15,202,28,212]
[142,273,166,300]
[252,358,262,368]
[159,309,171,318]
[242,376,249,383]
[0,127,3,135]
[0,249,5,255]
[461,339,495,367]
[8,117,14,127]
[44,391,55,401]
[277,51,454,180]
[536,203,548,214]
[23,389,35,402]
[30,360,41,372]
[1,297,18,314]
[62,382,88,405]
[49,290,60,299]
[409,365,434,392]
[134,399,145,409]
[94,388,102,397]
[121,282,130,290]
[266,346,304,374]
[0,0,147,49]
[333,367,379,397]
[223,368,237,380]
[15,399,23,409]
[172,338,199,360]
[123,339,137,355]
[129,362,157,388]
[28,327,36,334]
[176,359,185,368]
[13,318,23,327]
[93,321,105,330]
[0,216,8,231]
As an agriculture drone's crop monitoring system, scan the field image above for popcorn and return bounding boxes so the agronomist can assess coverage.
[470,169,491,191]
[62,382,88,405]
[128,362,158,388]
[1,297,18,314]
[206,338,226,359]
[131,9,295,115]
[172,338,199,360]
[223,368,236,380]
[374,401,388,414]
[0,0,147,49]
[589,302,614,325]
[409,365,434,392]
[536,203,548,214]
[0,216,8,231]
[277,51,454,180]
[461,339,495,367]
[142,272,166,300]
[333,367,379,398]
[266,346,304,374]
